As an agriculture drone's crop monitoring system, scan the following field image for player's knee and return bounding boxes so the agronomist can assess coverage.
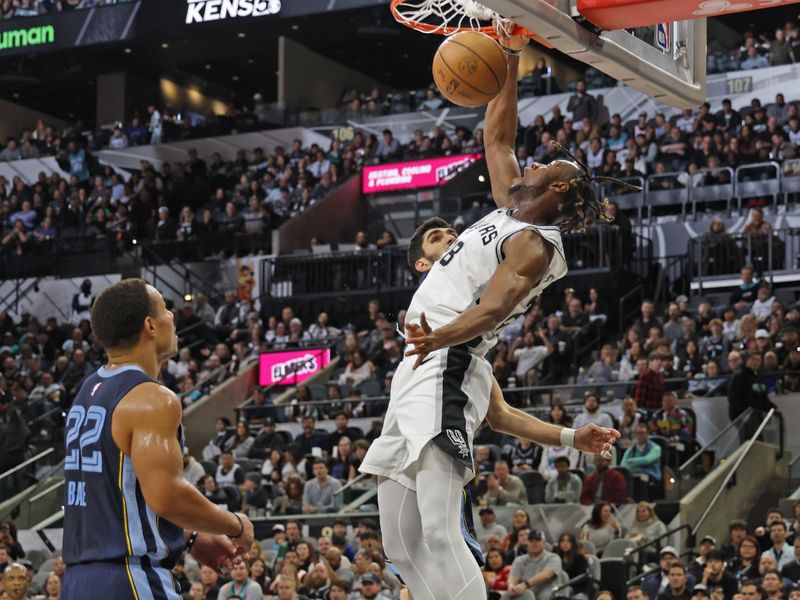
[382,535,409,567]
[420,519,451,556]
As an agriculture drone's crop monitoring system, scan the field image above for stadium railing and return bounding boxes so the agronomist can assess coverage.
[688,227,796,286]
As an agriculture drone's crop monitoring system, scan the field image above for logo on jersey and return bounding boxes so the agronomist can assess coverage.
[446,429,470,458]
[543,273,555,284]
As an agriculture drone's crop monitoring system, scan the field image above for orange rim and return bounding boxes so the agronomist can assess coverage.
[388,0,552,48]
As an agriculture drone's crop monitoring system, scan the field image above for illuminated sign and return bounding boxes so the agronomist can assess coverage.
[186,0,281,24]
[0,24,54,52]
[362,153,483,194]
[258,348,331,386]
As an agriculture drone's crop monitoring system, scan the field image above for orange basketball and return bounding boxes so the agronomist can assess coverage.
[432,31,508,108]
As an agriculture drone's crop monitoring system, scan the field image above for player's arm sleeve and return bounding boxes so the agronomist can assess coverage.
[484,53,522,209]
[128,383,242,536]
[430,230,551,350]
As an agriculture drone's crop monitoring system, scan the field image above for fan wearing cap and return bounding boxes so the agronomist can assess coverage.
[698,550,737,599]
[505,529,563,600]
[353,573,392,600]
[688,536,717,581]
[642,547,696,600]
[475,507,508,550]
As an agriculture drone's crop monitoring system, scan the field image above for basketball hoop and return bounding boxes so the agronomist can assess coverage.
[389,0,527,38]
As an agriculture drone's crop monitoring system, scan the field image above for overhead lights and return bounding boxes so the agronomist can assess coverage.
[291,24,299,30]
[237,32,246,38]
[124,47,132,54]
[232,75,239,81]
[205,64,212,70]
[161,42,169,49]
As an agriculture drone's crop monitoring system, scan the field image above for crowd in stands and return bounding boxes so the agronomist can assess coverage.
[520,89,799,191]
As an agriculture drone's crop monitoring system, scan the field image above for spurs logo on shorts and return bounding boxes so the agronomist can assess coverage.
[446,429,470,458]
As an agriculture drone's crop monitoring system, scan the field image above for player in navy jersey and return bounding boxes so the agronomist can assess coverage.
[61,278,255,599]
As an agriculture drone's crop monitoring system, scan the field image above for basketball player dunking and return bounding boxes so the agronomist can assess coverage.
[360,29,621,600]
[61,279,255,599]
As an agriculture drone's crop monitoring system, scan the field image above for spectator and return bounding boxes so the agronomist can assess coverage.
[567,80,598,123]
[573,393,615,429]
[216,558,262,599]
[484,459,527,506]
[620,425,662,499]
[215,450,244,487]
[730,535,761,581]
[483,549,512,596]
[555,533,591,595]
[730,266,759,312]
[618,396,646,448]
[780,537,800,582]
[510,329,553,387]
[183,453,205,483]
[508,438,542,474]
[728,351,775,441]
[504,529,562,600]
[650,392,694,443]
[763,521,793,570]
[294,416,328,454]
[476,507,508,550]
[656,562,693,600]
[581,344,618,384]
[544,456,582,504]
[628,501,667,545]
[688,535,717,581]
[634,358,665,411]
[642,547,682,600]
[581,455,627,505]
[581,502,622,556]
[225,420,255,459]
[697,550,738,599]
[302,458,342,514]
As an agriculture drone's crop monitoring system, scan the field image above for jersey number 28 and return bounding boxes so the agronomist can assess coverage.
[64,405,107,473]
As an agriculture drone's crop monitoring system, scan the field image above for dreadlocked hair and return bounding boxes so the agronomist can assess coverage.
[549,141,642,233]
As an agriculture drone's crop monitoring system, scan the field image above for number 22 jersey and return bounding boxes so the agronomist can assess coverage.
[62,365,185,568]
[405,208,568,357]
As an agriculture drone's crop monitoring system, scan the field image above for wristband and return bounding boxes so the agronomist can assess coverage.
[501,46,521,56]
[185,531,198,553]
[230,512,245,539]
[560,427,576,448]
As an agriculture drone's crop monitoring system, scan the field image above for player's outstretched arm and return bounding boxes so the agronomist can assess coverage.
[115,383,254,554]
[484,31,528,209]
[485,377,619,458]
[405,230,548,361]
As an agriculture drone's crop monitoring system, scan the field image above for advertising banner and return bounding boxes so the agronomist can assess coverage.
[362,153,483,194]
[258,347,331,386]
[0,1,138,57]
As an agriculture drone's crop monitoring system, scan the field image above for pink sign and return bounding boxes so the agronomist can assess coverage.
[362,153,483,194]
[258,348,332,386]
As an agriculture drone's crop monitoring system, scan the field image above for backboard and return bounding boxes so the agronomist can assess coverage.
[479,0,706,107]
[391,0,707,108]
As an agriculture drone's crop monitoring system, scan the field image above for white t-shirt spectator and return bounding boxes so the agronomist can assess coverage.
[751,295,775,323]
[308,158,331,179]
[513,345,549,378]
[586,146,604,170]
[215,463,241,487]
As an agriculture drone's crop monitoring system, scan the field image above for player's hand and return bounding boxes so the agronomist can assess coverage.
[574,423,621,459]
[494,18,529,52]
[189,533,237,576]
[229,512,255,556]
[404,312,439,369]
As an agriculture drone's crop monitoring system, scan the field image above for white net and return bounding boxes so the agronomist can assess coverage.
[392,0,514,36]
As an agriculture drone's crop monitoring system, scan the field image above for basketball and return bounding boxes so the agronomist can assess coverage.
[432,31,508,108]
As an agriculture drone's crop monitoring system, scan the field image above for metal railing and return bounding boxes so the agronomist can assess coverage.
[691,408,783,538]
[689,227,796,289]
[261,226,652,299]
[678,409,752,477]
[0,448,55,484]
[601,162,798,220]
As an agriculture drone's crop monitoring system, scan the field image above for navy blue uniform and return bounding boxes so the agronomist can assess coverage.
[62,365,184,600]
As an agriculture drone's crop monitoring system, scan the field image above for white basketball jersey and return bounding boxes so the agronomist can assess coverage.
[405,209,567,356]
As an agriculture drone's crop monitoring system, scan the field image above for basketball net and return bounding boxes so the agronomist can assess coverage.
[390,0,519,37]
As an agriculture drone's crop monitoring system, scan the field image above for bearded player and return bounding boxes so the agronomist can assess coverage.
[360,30,623,600]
